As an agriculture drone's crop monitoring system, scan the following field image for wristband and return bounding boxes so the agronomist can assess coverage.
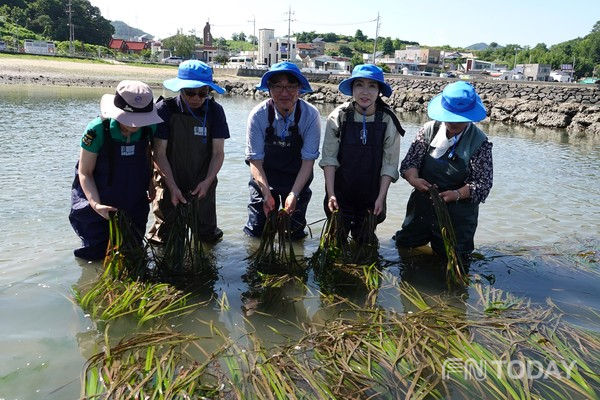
[453,190,461,203]
[289,191,299,200]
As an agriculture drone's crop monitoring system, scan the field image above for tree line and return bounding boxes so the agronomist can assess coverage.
[1,0,598,78]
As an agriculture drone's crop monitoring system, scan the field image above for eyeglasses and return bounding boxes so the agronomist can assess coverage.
[182,89,209,98]
[270,84,299,94]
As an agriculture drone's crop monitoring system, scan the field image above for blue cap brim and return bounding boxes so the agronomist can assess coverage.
[163,77,226,94]
[338,76,392,97]
[256,69,313,94]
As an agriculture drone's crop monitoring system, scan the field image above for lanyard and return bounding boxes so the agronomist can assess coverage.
[360,112,367,145]
[448,135,458,160]
[184,98,209,144]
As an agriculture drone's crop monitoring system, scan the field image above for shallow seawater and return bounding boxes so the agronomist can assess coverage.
[0,85,598,399]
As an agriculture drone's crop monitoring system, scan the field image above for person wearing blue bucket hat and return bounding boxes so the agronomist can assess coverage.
[319,64,404,245]
[148,60,230,245]
[393,81,493,259]
[244,61,321,239]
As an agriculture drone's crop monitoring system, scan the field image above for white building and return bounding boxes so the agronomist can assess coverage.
[549,70,572,83]
[258,28,298,67]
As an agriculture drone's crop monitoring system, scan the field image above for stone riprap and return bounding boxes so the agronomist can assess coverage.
[219,74,600,137]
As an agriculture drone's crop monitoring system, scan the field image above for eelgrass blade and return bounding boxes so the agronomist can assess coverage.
[427,186,468,288]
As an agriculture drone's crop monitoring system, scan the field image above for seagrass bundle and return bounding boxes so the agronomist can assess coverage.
[151,195,216,287]
[427,185,469,287]
[246,209,304,275]
[311,210,380,270]
[311,210,381,293]
[104,210,150,280]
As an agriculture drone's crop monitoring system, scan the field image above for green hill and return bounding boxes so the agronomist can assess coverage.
[111,20,152,41]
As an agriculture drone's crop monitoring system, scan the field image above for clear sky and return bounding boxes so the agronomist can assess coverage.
[89,0,598,49]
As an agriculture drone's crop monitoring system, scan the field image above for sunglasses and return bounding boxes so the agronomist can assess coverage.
[182,88,209,98]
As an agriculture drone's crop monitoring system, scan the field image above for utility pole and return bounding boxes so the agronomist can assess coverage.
[285,6,294,61]
[372,12,380,64]
[67,0,74,56]
[247,15,256,46]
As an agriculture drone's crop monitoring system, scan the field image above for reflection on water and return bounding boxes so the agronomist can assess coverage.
[0,86,598,399]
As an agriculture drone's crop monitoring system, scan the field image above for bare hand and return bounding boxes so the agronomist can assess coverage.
[191,180,210,200]
[409,177,432,192]
[92,202,116,220]
[284,193,297,213]
[373,198,384,216]
[327,195,339,213]
[169,185,187,206]
[263,195,276,216]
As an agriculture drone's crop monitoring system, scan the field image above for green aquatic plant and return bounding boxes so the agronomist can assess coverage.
[312,209,380,270]
[427,185,469,288]
[247,209,304,275]
[74,267,199,327]
[311,210,382,294]
[73,211,203,327]
[79,279,600,399]
[82,326,226,399]
[104,210,150,280]
[151,195,217,288]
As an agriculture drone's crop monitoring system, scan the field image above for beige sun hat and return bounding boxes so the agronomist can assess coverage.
[100,80,163,127]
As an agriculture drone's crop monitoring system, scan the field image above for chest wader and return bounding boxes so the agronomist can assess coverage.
[395,121,485,255]
[245,100,311,239]
[70,119,151,260]
[150,98,220,243]
[329,105,387,239]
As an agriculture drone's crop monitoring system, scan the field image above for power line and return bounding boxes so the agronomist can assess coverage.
[293,19,377,27]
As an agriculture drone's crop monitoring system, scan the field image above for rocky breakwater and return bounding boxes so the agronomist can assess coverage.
[218,75,600,138]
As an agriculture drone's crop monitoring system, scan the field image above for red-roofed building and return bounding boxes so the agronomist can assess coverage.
[108,38,150,55]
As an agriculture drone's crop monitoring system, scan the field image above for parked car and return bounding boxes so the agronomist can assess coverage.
[161,56,183,65]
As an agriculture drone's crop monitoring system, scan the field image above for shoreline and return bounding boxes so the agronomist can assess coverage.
[0,56,249,88]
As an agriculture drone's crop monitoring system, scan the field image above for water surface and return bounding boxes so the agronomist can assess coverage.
[0,85,598,399]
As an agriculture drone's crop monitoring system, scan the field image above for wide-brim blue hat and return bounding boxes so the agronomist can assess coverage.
[427,81,487,122]
[338,64,393,98]
[256,61,312,93]
[163,60,226,94]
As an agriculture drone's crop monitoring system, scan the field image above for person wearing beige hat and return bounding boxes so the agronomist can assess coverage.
[69,80,163,261]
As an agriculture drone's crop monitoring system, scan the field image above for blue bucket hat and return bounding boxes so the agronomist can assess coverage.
[163,60,226,94]
[427,81,487,122]
[256,61,312,93]
[338,64,393,98]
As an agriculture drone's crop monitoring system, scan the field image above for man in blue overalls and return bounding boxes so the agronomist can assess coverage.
[244,62,322,239]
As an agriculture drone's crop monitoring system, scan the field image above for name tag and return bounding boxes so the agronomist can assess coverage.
[194,126,207,136]
[120,145,135,156]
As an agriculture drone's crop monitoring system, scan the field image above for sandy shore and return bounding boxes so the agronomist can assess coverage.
[0,56,246,89]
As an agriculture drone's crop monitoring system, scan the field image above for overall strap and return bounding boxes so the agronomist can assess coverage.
[337,102,356,138]
[266,99,302,135]
[102,118,115,186]
[376,97,405,136]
